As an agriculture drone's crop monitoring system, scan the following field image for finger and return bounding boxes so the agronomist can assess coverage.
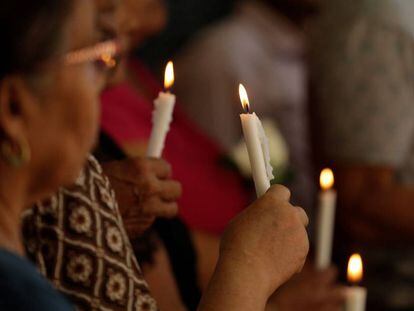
[110,158,172,184]
[159,180,182,201]
[135,175,162,197]
[144,157,172,179]
[266,184,291,202]
[141,197,179,218]
[295,206,309,227]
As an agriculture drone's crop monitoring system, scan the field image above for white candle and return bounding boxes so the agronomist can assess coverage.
[146,61,176,158]
[345,254,367,311]
[239,84,274,197]
[315,168,337,270]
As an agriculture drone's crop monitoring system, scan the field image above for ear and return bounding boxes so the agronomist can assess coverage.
[0,76,36,147]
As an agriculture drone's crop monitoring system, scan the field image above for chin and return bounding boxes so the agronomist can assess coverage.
[45,150,91,196]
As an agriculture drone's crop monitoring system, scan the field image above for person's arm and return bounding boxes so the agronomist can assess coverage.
[198,185,309,311]
[335,165,414,242]
[198,255,269,311]
[312,17,414,244]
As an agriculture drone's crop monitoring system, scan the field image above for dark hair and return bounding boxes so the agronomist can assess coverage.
[0,0,73,79]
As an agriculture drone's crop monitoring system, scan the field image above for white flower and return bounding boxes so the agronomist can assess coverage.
[66,254,93,283]
[106,226,123,253]
[69,206,92,234]
[106,273,127,301]
[230,118,289,178]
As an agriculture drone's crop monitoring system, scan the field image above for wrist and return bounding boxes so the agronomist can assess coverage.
[214,251,272,301]
[219,247,284,295]
[200,254,270,311]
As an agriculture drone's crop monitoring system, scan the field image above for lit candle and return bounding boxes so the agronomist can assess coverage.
[239,84,274,197]
[315,168,337,270]
[345,254,367,311]
[146,61,176,158]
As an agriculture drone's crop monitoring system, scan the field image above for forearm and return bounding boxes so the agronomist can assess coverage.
[198,255,270,311]
[335,166,414,242]
[361,183,414,240]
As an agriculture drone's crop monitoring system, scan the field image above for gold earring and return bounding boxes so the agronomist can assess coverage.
[0,138,31,167]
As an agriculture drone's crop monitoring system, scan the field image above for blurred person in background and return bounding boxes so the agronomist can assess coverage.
[174,0,318,218]
[137,0,236,74]
[310,0,414,310]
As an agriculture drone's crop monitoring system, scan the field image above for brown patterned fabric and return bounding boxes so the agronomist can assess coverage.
[23,156,158,311]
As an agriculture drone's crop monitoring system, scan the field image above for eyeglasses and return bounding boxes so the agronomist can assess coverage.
[64,39,121,70]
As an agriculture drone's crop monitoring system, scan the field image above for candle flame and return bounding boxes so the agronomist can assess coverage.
[239,84,250,113]
[347,253,363,284]
[164,61,174,90]
[320,168,334,190]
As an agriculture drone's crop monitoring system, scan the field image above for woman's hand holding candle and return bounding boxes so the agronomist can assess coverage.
[102,157,182,238]
[199,185,309,311]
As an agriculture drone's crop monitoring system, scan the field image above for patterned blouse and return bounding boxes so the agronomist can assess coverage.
[23,156,158,311]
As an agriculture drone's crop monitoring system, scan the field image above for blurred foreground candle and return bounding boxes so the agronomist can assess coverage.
[345,254,367,311]
[239,84,274,197]
[315,168,337,270]
[146,61,176,158]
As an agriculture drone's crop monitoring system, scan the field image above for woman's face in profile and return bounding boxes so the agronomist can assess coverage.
[24,0,109,198]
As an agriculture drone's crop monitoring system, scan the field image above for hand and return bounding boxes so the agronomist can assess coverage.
[102,157,182,238]
[198,185,309,311]
[266,264,345,311]
[219,185,309,297]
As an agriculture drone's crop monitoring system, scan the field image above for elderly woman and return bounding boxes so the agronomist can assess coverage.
[0,0,309,310]
[0,0,106,309]
[22,0,182,309]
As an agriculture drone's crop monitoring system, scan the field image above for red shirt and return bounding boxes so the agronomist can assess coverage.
[101,60,250,234]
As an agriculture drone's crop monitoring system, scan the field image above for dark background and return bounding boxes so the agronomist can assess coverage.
[137,0,236,75]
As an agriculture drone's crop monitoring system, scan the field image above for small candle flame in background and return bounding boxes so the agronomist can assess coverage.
[164,61,175,90]
[320,168,334,190]
[239,84,250,113]
[348,253,363,284]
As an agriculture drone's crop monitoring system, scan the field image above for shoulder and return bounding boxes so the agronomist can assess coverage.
[0,251,73,311]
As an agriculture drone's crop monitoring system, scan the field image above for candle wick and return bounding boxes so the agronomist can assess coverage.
[244,104,251,114]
